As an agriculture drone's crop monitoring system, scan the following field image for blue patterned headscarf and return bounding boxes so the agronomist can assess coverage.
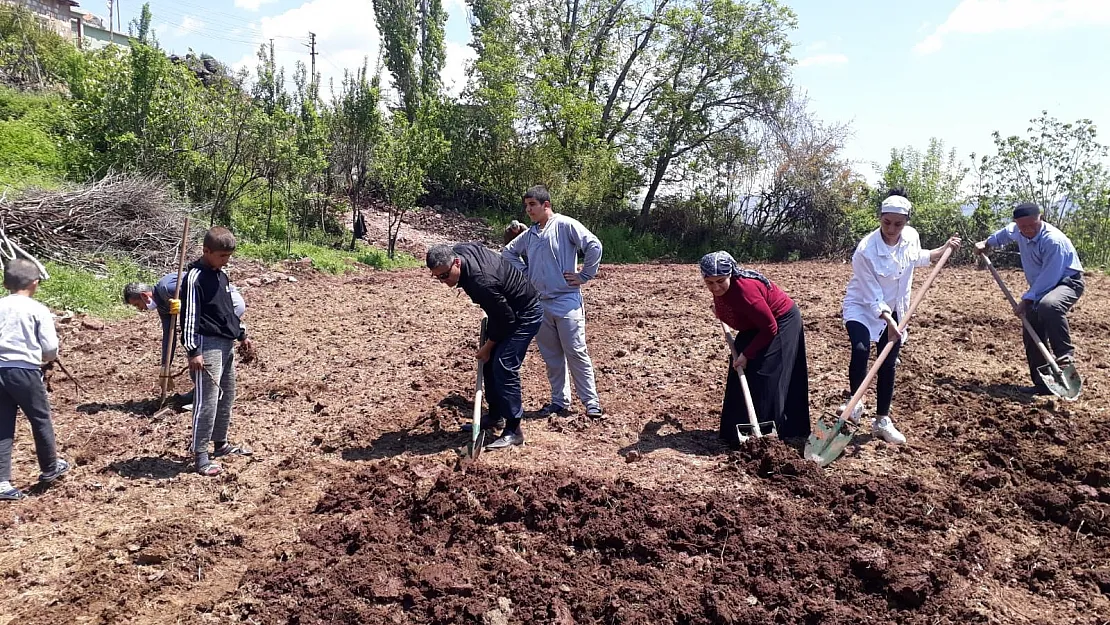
[698,251,771,287]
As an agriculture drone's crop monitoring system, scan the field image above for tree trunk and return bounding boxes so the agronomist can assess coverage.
[265,177,274,239]
[635,153,671,232]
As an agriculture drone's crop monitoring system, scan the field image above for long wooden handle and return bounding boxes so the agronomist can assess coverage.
[839,245,955,421]
[981,254,1060,371]
[719,321,762,437]
[159,218,190,400]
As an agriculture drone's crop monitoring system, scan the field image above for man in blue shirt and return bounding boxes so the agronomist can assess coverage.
[976,202,1084,395]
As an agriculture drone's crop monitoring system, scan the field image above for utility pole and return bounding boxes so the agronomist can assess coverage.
[107,0,114,43]
[308,32,317,91]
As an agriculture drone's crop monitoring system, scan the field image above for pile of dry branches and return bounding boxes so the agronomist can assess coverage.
[0,175,198,271]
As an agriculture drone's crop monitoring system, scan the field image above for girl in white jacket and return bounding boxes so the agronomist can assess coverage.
[841,189,959,444]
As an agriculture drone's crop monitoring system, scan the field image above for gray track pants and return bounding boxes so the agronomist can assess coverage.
[537,304,601,412]
[190,337,236,454]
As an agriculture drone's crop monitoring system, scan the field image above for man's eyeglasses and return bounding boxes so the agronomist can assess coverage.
[432,267,452,281]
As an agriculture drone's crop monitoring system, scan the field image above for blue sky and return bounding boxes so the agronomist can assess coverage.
[98,0,1109,181]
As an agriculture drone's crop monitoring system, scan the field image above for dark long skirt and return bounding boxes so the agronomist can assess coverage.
[721,304,811,445]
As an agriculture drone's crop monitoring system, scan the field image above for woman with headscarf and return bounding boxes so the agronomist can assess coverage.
[841,188,960,445]
[701,251,811,447]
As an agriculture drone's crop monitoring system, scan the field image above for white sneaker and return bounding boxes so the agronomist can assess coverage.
[872,416,907,445]
[838,402,865,425]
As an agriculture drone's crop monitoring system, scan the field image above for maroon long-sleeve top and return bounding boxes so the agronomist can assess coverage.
[713,277,795,360]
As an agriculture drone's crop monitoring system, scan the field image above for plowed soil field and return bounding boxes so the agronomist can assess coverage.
[2,259,1108,624]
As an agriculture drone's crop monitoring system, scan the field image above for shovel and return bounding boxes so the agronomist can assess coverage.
[465,314,489,460]
[980,254,1081,401]
[719,322,777,442]
[159,217,190,406]
[806,244,955,467]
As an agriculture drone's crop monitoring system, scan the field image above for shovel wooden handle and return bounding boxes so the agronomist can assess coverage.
[719,322,763,438]
[980,254,1062,374]
[159,218,190,404]
[838,245,955,422]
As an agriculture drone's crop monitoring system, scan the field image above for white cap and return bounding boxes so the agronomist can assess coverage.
[880,195,912,215]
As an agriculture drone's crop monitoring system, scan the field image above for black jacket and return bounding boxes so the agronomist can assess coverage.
[179,259,245,356]
[454,243,538,343]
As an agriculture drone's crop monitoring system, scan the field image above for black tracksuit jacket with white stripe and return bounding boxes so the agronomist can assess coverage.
[179,259,246,357]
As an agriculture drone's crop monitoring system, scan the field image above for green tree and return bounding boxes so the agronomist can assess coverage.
[329,61,383,248]
[875,138,968,248]
[637,0,795,221]
[373,0,446,122]
[128,3,158,47]
[376,111,447,258]
[973,111,1108,228]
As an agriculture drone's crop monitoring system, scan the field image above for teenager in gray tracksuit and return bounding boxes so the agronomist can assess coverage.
[180,227,254,476]
[502,185,604,418]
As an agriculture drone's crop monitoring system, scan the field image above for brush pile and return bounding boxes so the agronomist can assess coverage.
[0,175,197,271]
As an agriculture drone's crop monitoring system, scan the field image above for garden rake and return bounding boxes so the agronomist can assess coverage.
[806,244,955,467]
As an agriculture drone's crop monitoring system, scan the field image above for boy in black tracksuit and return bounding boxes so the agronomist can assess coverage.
[180,227,254,476]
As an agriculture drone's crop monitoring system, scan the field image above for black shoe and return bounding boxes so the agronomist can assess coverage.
[485,430,524,450]
[536,403,568,417]
[39,458,70,483]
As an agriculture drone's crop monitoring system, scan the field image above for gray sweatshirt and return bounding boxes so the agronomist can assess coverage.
[0,294,59,369]
[502,214,603,316]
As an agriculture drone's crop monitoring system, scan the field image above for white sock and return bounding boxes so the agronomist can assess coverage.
[0,480,13,491]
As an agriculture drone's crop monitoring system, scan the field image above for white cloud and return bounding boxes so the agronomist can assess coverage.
[798,53,848,68]
[803,40,828,53]
[232,0,474,104]
[442,40,476,97]
[173,16,205,38]
[234,0,278,11]
[915,0,1110,54]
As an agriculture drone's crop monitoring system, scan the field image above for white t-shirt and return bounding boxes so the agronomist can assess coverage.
[842,226,932,343]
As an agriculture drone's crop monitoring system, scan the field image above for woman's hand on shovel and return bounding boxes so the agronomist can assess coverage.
[732,353,748,372]
[882,312,901,343]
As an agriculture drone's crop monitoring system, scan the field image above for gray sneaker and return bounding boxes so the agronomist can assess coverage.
[39,458,71,483]
[485,430,524,450]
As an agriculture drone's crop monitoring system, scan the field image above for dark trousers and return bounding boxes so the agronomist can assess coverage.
[847,314,901,416]
[1024,274,1083,386]
[484,302,543,434]
[0,367,59,483]
[721,304,811,443]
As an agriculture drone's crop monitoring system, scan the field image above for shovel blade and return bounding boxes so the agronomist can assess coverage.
[1037,363,1082,401]
[805,418,855,467]
[466,429,486,460]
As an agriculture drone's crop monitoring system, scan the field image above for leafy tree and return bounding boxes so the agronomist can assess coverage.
[376,111,447,258]
[972,112,1110,266]
[329,61,382,248]
[973,111,1107,228]
[128,3,158,47]
[373,0,446,122]
[874,138,968,248]
[637,0,795,222]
